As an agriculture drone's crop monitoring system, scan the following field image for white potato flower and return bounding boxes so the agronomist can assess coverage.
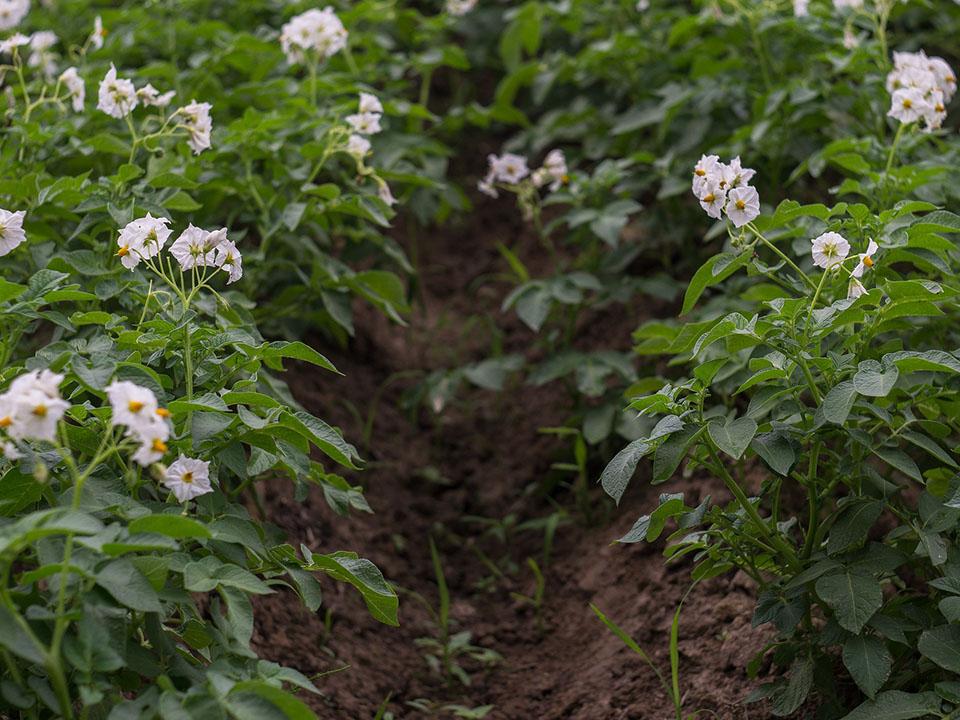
[636,0,650,10]
[169,224,217,270]
[378,182,397,207]
[89,15,105,50]
[137,84,175,108]
[833,0,863,9]
[489,153,529,184]
[793,0,809,16]
[847,279,867,299]
[163,456,213,502]
[347,133,371,158]
[59,67,84,112]
[279,7,347,65]
[359,92,383,114]
[116,214,172,269]
[725,185,760,228]
[0,0,29,32]
[692,153,722,195]
[697,180,726,220]
[0,440,21,460]
[446,0,478,16]
[97,64,137,118]
[0,369,69,443]
[719,156,756,190]
[214,240,243,284]
[851,240,879,278]
[346,111,382,135]
[177,100,213,154]
[106,380,163,435]
[888,87,932,124]
[811,232,850,269]
[130,420,170,467]
[0,208,26,256]
[0,32,28,55]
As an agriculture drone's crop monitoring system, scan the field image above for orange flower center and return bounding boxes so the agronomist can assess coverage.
[128,400,145,413]
[0,416,11,428]
[863,256,874,268]
[156,408,171,418]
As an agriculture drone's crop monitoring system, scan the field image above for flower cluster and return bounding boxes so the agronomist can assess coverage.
[97,65,213,154]
[531,149,568,192]
[809,231,879,299]
[279,7,347,65]
[117,215,242,283]
[0,370,69,454]
[0,207,26,256]
[691,155,760,228]
[106,380,172,466]
[178,100,212,154]
[886,50,956,131]
[346,91,383,152]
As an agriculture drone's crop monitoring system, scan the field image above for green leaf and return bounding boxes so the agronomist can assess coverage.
[0,605,45,664]
[843,636,891,699]
[839,691,941,720]
[96,558,162,613]
[600,439,651,504]
[128,515,211,540]
[771,656,813,716]
[751,431,796,476]
[682,252,749,315]
[708,416,758,460]
[918,625,960,673]
[227,680,319,720]
[262,341,338,374]
[827,500,883,555]
[278,411,360,469]
[822,381,858,425]
[853,360,899,398]
[307,552,398,626]
[815,570,882,633]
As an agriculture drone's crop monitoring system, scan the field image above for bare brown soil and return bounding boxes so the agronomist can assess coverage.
[253,204,779,719]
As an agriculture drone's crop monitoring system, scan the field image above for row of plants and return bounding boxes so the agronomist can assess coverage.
[0,0,488,716]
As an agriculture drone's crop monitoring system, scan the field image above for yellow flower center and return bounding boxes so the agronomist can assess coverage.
[0,416,11,428]
[117,245,130,257]
[128,400,145,413]
[703,193,715,203]
[156,408,171,418]
[735,200,746,210]
[863,256,874,268]
[151,438,168,453]
[32,404,47,418]
[902,98,913,109]
[695,169,706,177]
[182,472,194,484]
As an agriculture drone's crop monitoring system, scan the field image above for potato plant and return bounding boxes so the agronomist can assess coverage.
[603,31,960,720]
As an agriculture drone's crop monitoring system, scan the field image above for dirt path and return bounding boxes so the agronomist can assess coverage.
[253,208,774,719]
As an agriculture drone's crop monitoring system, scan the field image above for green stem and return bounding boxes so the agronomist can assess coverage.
[705,442,800,570]
[802,268,830,343]
[801,441,822,560]
[884,121,906,176]
[747,223,816,290]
